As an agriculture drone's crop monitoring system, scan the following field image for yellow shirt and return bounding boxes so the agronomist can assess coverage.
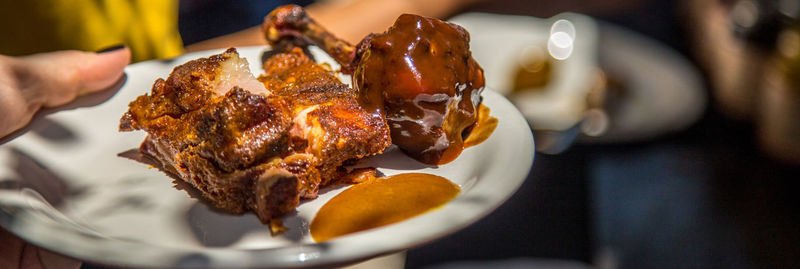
[0,0,184,62]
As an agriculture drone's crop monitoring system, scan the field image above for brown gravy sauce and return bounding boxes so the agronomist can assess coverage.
[310,173,460,242]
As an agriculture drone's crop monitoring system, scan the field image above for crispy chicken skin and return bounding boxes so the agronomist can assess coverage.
[120,48,390,223]
[258,49,390,189]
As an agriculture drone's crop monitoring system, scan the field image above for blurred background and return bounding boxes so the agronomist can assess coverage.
[409,0,800,268]
[3,0,800,268]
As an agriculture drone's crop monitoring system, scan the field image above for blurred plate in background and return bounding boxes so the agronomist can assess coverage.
[580,22,706,143]
[451,12,600,132]
[452,12,705,151]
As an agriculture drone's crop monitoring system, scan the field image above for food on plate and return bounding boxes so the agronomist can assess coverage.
[120,48,390,223]
[264,5,485,165]
[120,5,491,225]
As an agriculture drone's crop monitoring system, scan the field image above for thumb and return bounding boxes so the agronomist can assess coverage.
[22,46,131,107]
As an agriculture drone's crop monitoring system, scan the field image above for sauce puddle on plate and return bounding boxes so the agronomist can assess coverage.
[464,104,498,148]
[310,173,460,242]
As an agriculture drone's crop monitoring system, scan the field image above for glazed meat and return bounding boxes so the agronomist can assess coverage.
[120,48,390,223]
[264,5,485,165]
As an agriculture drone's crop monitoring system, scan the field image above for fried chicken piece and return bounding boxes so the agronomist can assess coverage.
[259,48,390,191]
[120,48,390,223]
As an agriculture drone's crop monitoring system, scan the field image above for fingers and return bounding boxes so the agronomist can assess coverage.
[0,226,25,269]
[0,55,39,138]
[1,227,81,269]
[77,46,132,96]
[20,244,82,269]
[0,47,130,138]
[21,46,131,107]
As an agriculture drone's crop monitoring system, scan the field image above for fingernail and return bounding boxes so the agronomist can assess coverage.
[96,44,126,53]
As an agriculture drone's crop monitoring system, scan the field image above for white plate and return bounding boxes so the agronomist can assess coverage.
[0,47,534,268]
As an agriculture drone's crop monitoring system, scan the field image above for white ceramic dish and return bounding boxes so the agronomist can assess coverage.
[0,46,534,268]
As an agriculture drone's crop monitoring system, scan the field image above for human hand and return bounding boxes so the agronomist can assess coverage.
[0,46,131,138]
[0,226,81,269]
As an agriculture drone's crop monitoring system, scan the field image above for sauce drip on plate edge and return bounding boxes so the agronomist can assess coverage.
[463,104,497,148]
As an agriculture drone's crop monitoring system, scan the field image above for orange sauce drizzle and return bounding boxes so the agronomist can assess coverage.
[310,173,460,242]
[464,104,498,148]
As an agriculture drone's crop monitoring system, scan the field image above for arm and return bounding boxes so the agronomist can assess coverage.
[184,0,480,52]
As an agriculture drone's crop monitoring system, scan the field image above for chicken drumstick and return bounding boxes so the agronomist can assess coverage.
[263,5,485,165]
